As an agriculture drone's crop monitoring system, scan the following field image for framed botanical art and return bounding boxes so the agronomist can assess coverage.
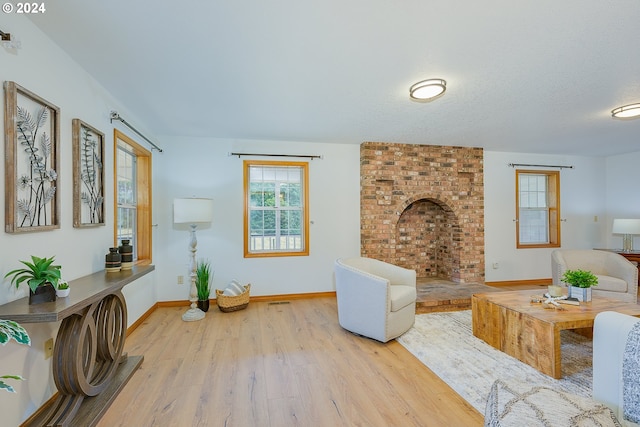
[72,119,105,227]
[4,81,60,233]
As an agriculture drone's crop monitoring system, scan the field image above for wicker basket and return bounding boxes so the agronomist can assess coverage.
[215,284,251,312]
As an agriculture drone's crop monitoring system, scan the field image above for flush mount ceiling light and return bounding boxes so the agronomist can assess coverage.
[409,79,446,101]
[611,103,640,119]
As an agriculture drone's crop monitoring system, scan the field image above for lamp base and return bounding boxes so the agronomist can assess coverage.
[623,234,634,252]
[182,307,205,322]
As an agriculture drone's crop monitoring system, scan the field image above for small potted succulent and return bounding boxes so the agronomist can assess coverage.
[561,269,598,302]
[4,255,62,304]
[56,279,70,298]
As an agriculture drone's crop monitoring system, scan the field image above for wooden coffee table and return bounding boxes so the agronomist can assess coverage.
[472,289,640,379]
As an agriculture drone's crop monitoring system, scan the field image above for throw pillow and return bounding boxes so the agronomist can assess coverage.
[485,379,621,427]
[222,280,245,297]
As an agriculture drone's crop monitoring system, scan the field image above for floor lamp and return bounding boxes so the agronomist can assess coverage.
[173,197,214,322]
[612,218,640,252]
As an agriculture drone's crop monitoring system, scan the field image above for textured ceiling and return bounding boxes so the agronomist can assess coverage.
[28,0,640,156]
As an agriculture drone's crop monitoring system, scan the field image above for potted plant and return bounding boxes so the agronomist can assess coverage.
[0,319,30,393]
[195,259,213,312]
[4,255,62,305]
[561,269,598,302]
[56,279,70,298]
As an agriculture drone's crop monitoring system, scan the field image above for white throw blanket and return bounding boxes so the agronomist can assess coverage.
[623,321,640,423]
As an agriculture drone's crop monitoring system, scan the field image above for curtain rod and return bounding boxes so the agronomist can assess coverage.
[229,152,322,160]
[508,163,573,169]
[110,111,163,153]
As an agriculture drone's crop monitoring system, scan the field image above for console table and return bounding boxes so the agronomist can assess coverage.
[0,264,154,427]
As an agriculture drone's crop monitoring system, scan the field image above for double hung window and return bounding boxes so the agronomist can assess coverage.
[114,130,152,263]
[516,170,560,248]
[244,161,309,257]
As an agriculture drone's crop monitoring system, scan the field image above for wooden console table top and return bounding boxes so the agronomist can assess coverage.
[0,265,154,323]
[472,289,640,379]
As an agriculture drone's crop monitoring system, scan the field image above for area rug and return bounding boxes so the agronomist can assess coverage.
[396,310,593,413]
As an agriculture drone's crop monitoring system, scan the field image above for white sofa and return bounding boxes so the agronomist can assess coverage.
[334,257,416,343]
[594,311,640,427]
[485,311,640,426]
[551,249,638,303]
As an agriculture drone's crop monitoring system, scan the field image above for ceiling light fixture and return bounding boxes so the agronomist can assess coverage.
[611,103,640,119]
[409,79,446,101]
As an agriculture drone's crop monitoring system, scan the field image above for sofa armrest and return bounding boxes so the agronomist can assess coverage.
[604,255,639,296]
[593,311,640,421]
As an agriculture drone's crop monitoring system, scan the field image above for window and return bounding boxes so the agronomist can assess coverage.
[244,160,309,257]
[114,130,152,263]
[516,170,560,248]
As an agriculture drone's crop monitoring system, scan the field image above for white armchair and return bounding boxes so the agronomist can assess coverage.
[551,249,638,303]
[334,257,416,343]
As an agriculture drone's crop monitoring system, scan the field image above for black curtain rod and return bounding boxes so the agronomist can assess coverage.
[508,163,573,169]
[229,152,322,160]
[110,111,163,153]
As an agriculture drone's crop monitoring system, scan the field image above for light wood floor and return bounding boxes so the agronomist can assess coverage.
[97,297,484,427]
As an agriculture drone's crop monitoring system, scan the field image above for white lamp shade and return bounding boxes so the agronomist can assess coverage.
[612,219,640,234]
[173,198,214,224]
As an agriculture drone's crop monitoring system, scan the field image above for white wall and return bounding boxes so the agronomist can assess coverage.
[484,151,607,282]
[0,16,157,425]
[605,151,640,249]
[152,137,361,301]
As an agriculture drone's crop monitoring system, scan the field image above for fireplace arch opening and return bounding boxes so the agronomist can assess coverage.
[396,197,461,282]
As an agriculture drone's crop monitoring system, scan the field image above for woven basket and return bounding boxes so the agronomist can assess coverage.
[215,284,251,312]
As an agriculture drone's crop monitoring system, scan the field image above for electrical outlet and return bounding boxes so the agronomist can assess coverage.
[492,262,499,269]
[44,338,54,359]
[177,275,184,285]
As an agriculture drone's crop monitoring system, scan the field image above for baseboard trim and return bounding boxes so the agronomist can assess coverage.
[155,291,337,311]
[485,278,552,287]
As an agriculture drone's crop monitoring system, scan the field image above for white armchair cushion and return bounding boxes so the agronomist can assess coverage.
[389,285,416,312]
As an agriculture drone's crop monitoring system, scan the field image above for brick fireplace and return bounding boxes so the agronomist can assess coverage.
[360,142,485,283]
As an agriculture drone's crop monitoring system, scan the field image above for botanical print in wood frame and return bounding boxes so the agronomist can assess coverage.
[72,119,105,227]
[4,81,60,233]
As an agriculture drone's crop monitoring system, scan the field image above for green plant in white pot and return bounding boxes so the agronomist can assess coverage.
[561,269,598,302]
[56,279,70,298]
